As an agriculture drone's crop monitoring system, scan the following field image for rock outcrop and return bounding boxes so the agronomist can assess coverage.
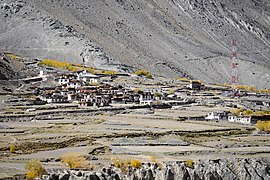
[43,158,270,180]
[0,54,35,80]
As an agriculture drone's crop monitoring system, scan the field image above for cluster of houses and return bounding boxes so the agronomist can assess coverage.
[37,70,163,107]
[187,81,205,90]
[33,70,269,125]
[205,111,270,125]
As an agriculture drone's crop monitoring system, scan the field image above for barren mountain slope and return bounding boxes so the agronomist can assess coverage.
[0,0,269,88]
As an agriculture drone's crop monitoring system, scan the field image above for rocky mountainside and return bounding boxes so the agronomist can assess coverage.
[43,158,270,180]
[0,0,269,88]
[0,53,38,93]
[0,54,36,80]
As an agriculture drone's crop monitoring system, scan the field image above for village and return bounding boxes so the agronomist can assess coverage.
[1,0,270,178]
[0,56,270,179]
[24,68,270,125]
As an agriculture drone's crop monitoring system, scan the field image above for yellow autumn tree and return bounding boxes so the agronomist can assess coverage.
[256,121,270,132]
[130,159,142,169]
[135,70,152,78]
[25,159,46,180]
[62,152,93,170]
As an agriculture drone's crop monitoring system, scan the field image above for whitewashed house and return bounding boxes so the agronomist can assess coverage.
[139,92,155,105]
[39,94,53,103]
[228,114,270,124]
[67,80,81,89]
[187,81,204,90]
[56,74,77,85]
[79,95,110,107]
[39,94,68,103]
[67,93,77,102]
[205,112,228,121]
[77,70,99,84]
[228,115,252,124]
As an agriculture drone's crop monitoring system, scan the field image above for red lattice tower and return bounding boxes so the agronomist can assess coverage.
[231,39,238,90]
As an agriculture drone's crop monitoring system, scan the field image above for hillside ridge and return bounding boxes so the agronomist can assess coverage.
[0,0,269,88]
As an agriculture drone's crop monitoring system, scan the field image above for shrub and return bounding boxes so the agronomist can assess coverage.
[111,157,142,171]
[237,85,256,92]
[130,159,142,169]
[154,92,162,97]
[6,53,20,60]
[86,68,97,74]
[222,83,232,87]
[256,121,270,132]
[150,156,158,163]
[38,59,98,74]
[145,73,152,78]
[74,63,84,67]
[178,77,190,82]
[26,171,37,180]
[10,145,15,153]
[39,59,66,70]
[25,159,46,180]
[111,157,124,168]
[38,59,69,69]
[185,159,194,169]
[111,157,128,172]
[193,80,203,84]
[262,110,270,114]
[135,70,152,78]
[62,152,92,169]
[135,70,148,76]
[168,89,175,95]
[66,65,79,72]
[253,110,270,116]
[259,89,270,94]
[242,110,254,116]
[134,88,143,92]
[232,109,270,116]
[102,70,116,75]
[231,108,243,116]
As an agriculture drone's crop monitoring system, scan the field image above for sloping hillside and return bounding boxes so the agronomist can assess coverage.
[0,0,269,88]
[0,53,35,80]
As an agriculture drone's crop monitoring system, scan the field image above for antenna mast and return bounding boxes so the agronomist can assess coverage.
[231,39,238,91]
